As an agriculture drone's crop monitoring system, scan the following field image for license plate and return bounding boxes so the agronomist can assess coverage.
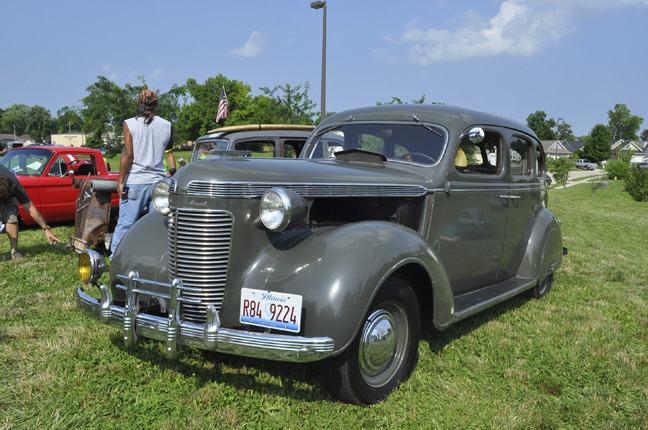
[73,238,87,253]
[240,288,302,333]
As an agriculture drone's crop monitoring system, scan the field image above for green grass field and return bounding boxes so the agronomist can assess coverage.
[1,181,646,429]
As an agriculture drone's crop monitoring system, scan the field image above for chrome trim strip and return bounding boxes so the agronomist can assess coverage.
[75,286,335,362]
[185,181,432,198]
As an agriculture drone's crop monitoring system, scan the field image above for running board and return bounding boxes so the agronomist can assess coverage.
[453,277,537,323]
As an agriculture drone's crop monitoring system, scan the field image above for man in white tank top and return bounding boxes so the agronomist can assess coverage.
[110,89,176,257]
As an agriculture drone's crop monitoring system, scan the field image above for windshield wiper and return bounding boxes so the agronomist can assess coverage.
[412,115,443,137]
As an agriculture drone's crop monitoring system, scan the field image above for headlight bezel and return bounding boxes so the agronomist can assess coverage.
[152,180,171,215]
[259,187,308,232]
[78,249,106,285]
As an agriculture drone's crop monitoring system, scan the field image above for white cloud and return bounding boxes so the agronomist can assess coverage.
[391,0,647,65]
[151,69,163,79]
[231,31,264,58]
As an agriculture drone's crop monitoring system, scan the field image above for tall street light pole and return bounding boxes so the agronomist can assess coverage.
[311,1,326,123]
[556,118,563,159]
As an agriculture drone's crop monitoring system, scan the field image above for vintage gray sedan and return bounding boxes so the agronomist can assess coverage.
[75,105,565,404]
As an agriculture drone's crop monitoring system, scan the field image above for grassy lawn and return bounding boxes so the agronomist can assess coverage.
[1,181,646,429]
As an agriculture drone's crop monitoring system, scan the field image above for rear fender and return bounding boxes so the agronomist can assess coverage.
[517,208,563,281]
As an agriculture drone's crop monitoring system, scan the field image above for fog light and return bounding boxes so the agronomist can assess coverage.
[78,249,106,284]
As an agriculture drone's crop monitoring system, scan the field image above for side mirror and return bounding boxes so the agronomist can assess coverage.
[468,127,485,143]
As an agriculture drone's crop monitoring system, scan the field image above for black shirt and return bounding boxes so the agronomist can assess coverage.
[0,164,31,205]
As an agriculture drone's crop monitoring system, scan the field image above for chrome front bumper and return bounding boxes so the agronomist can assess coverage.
[75,272,334,363]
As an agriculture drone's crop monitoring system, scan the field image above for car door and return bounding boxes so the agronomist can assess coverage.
[496,135,544,281]
[438,129,508,294]
[38,153,98,222]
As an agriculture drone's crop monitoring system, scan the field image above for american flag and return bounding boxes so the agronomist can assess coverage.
[216,86,229,123]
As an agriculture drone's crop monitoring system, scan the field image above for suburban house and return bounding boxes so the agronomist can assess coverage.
[611,140,645,164]
[542,140,647,164]
[542,140,584,159]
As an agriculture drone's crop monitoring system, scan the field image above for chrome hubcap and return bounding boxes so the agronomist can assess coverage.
[358,300,407,387]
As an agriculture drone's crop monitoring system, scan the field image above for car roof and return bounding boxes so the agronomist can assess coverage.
[317,105,537,139]
[9,145,102,155]
[199,124,315,141]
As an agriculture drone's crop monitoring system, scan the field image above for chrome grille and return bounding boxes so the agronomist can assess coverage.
[186,181,429,198]
[168,208,233,323]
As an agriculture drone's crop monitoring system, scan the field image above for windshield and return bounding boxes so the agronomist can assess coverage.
[0,148,54,176]
[192,139,229,162]
[303,123,446,165]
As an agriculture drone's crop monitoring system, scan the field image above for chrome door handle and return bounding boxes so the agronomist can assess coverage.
[499,195,522,199]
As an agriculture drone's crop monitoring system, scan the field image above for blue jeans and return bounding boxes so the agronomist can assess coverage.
[110,183,156,259]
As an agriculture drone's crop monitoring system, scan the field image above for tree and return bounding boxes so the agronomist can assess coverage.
[0,104,30,136]
[625,166,648,202]
[79,75,184,148]
[583,124,612,163]
[176,75,255,142]
[526,111,556,140]
[56,106,84,134]
[607,103,644,140]
[557,120,575,141]
[25,105,56,142]
[256,82,317,125]
[640,129,648,141]
[80,76,137,148]
[376,94,445,105]
[547,156,573,188]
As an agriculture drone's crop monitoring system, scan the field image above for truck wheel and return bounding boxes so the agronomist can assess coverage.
[323,277,420,404]
[532,273,553,299]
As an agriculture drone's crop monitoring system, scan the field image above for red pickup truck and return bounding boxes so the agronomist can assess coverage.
[0,145,119,225]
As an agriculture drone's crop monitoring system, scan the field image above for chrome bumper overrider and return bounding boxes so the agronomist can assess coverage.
[75,272,334,362]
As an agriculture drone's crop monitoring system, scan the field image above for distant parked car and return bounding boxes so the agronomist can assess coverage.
[6,141,24,150]
[0,145,118,224]
[191,124,314,163]
[575,158,597,170]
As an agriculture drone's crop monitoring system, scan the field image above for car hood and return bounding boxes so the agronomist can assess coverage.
[174,157,436,194]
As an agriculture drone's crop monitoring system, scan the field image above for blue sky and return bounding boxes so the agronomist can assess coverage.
[2,0,647,137]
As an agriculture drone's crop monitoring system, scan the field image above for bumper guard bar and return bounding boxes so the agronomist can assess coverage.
[75,271,335,362]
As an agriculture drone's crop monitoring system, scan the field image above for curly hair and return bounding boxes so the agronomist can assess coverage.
[137,89,159,125]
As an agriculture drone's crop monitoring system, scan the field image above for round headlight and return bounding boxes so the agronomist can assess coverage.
[152,180,171,215]
[78,249,106,284]
[259,187,307,232]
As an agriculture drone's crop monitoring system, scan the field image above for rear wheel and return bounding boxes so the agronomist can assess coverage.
[532,273,553,299]
[323,277,420,404]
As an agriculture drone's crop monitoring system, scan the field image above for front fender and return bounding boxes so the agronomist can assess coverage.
[221,221,453,355]
[109,211,170,296]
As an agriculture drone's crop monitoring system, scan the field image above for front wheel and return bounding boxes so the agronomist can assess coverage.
[323,277,420,404]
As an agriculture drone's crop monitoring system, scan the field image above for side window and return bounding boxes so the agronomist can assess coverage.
[48,156,67,176]
[283,140,304,158]
[455,132,501,175]
[510,138,533,178]
[236,140,276,157]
